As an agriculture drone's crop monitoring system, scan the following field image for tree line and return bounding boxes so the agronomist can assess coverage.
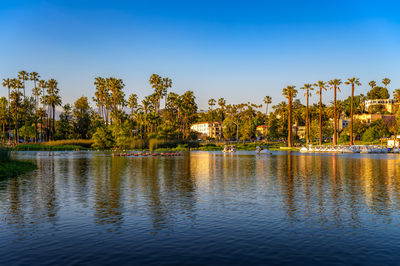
[1,71,400,148]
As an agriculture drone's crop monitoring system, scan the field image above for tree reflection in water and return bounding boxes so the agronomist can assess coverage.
[1,151,400,237]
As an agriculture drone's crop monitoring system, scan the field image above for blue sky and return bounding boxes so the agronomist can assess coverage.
[1,0,400,109]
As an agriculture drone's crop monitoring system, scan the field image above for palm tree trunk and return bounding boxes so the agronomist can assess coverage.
[15,101,18,145]
[350,85,354,145]
[288,98,292,147]
[53,104,56,139]
[333,87,337,145]
[306,92,309,145]
[319,89,322,145]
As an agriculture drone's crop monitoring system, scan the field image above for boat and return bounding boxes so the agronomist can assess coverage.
[255,146,272,154]
[300,147,308,153]
[223,145,236,153]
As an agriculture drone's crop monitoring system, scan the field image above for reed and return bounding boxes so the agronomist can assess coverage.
[42,139,93,148]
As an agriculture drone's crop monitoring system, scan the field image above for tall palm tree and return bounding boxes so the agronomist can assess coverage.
[162,77,172,109]
[300,84,313,144]
[149,74,162,113]
[106,77,125,125]
[38,80,47,140]
[0,97,8,143]
[328,79,342,145]
[45,79,62,140]
[30,72,40,106]
[382,78,391,89]
[208,98,216,121]
[217,98,226,123]
[18,71,29,142]
[2,78,12,142]
[18,71,29,98]
[30,72,40,142]
[264,96,272,116]
[314,81,327,145]
[282,85,297,147]
[10,78,22,144]
[345,77,361,145]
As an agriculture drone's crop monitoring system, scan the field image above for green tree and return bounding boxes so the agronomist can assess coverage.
[56,104,73,139]
[92,126,114,149]
[73,97,92,139]
[367,86,389,100]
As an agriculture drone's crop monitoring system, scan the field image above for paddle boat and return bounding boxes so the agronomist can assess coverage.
[223,145,236,153]
[255,146,272,154]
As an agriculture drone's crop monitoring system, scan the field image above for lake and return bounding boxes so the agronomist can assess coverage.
[1,151,400,265]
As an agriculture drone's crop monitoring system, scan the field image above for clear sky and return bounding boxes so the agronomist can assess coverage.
[1,0,400,110]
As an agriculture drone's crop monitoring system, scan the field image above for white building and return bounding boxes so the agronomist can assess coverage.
[365,99,397,113]
[190,122,222,139]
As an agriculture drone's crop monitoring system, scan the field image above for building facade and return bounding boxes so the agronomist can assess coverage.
[353,113,395,125]
[191,122,223,139]
[365,99,398,113]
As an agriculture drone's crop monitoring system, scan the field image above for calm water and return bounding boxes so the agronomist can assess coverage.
[1,151,400,265]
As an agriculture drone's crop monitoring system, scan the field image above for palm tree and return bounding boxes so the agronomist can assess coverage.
[328,79,342,145]
[10,78,22,144]
[368,80,376,90]
[217,98,226,123]
[18,71,30,142]
[162,77,172,109]
[45,79,62,140]
[264,96,272,116]
[30,72,41,142]
[345,77,361,145]
[38,80,47,140]
[94,77,107,122]
[18,71,29,98]
[149,74,162,113]
[2,78,13,142]
[208,98,216,121]
[106,77,125,125]
[300,84,313,144]
[30,72,40,106]
[314,81,327,145]
[0,97,8,143]
[382,78,391,89]
[282,85,297,147]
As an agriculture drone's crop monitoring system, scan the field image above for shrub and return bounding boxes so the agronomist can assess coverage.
[92,127,114,149]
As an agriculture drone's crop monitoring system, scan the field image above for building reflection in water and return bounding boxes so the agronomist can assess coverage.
[0,151,400,237]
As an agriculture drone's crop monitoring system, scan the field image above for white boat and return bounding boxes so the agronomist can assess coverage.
[300,147,308,153]
[256,146,272,154]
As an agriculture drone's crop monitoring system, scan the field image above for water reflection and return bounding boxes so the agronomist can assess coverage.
[1,151,400,236]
